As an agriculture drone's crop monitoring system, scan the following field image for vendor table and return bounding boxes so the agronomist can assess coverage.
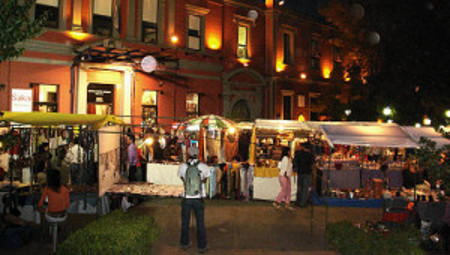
[146,163,183,186]
[253,167,297,201]
[320,168,404,191]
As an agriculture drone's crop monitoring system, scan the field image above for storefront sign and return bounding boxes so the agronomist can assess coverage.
[11,89,33,112]
[141,56,157,73]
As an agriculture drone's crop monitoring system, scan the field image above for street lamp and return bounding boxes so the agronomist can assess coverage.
[345,109,352,116]
[446,110,450,118]
[387,119,393,124]
[383,107,392,116]
[415,123,421,128]
[423,117,431,126]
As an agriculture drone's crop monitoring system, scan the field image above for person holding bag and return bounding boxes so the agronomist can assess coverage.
[273,147,294,210]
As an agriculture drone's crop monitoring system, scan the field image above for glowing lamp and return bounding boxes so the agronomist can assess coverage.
[66,31,91,41]
[322,67,331,79]
[387,119,393,124]
[278,126,284,131]
[0,141,3,148]
[207,37,221,50]
[279,0,285,5]
[228,127,236,134]
[423,117,431,126]
[276,62,286,72]
[345,109,352,116]
[145,137,154,145]
[445,110,450,118]
[238,58,251,67]
[415,123,421,128]
[344,77,351,82]
[170,35,179,44]
[383,107,392,116]
[300,73,307,80]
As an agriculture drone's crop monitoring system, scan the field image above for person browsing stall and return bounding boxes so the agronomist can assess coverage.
[293,142,315,208]
[178,147,210,253]
[38,169,70,217]
[127,136,138,182]
[65,138,84,186]
[273,147,294,210]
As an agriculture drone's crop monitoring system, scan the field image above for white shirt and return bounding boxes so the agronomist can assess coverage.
[65,144,84,164]
[279,156,293,177]
[178,159,210,199]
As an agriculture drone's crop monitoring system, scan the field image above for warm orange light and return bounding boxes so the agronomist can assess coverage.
[276,62,286,72]
[238,58,251,67]
[66,31,91,41]
[207,37,221,50]
[298,114,306,122]
[322,67,331,79]
[300,73,307,80]
[170,35,179,44]
[344,72,351,82]
[377,118,383,123]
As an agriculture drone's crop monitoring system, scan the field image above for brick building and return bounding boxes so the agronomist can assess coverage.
[0,0,346,126]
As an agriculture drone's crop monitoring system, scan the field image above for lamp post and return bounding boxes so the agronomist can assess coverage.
[382,106,393,123]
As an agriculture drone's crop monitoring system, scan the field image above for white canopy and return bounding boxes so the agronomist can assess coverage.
[319,123,419,148]
[402,126,450,149]
[255,119,310,131]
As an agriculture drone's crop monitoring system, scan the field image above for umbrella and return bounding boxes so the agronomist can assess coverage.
[186,115,236,130]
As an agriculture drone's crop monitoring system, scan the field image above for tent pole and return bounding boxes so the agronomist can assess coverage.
[324,147,332,250]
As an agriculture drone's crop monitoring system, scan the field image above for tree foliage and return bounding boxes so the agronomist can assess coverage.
[0,0,47,63]
[320,0,450,125]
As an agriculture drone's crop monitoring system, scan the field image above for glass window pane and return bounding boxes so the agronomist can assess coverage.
[283,33,291,63]
[94,0,112,17]
[238,26,247,46]
[188,36,200,50]
[143,0,158,23]
[188,15,200,31]
[36,0,58,7]
[38,85,57,102]
[142,91,157,106]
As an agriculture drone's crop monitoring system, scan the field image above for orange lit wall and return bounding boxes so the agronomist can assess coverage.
[205,2,223,51]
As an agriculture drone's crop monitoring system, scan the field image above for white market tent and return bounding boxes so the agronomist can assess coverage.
[402,126,450,149]
[319,123,419,148]
[255,119,310,131]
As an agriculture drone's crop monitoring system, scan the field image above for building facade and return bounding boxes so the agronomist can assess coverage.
[0,0,346,127]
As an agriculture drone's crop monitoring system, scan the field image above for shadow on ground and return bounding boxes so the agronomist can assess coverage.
[133,198,383,255]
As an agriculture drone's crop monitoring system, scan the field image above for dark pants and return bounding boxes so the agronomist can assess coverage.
[296,174,312,207]
[70,164,83,185]
[180,198,207,249]
[141,164,147,182]
[129,166,137,182]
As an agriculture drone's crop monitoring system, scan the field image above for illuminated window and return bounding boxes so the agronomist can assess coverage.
[186,93,199,118]
[142,91,158,125]
[142,0,159,44]
[237,25,249,58]
[93,0,112,37]
[188,15,202,50]
[283,33,293,64]
[35,0,59,28]
[31,83,58,112]
[311,39,320,70]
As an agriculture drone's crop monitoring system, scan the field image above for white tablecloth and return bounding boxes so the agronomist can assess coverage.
[253,176,298,201]
[147,163,183,186]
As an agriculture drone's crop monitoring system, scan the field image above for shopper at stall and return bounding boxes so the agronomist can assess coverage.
[65,138,84,186]
[127,136,138,182]
[225,156,242,199]
[273,147,294,210]
[51,145,70,186]
[178,147,210,253]
[269,138,283,161]
[293,142,315,208]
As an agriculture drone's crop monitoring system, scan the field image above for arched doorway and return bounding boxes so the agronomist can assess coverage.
[231,99,251,121]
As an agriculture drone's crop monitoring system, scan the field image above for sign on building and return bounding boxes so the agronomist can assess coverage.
[11,89,33,112]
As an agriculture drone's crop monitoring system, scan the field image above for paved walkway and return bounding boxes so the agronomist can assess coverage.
[133,199,383,255]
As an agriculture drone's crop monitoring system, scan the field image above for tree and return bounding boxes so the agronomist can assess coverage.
[320,0,450,125]
[0,0,47,90]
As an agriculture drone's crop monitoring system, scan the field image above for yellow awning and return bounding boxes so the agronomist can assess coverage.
[0,112,125,130]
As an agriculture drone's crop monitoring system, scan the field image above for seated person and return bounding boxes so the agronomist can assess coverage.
[38,169,70,218]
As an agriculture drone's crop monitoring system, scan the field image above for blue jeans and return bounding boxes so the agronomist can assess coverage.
[180,198,207,249]
[70,164,83,185]
[297,174,312,207]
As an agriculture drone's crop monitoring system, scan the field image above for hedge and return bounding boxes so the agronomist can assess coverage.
[327,221,424,255]
[57,210,159,255]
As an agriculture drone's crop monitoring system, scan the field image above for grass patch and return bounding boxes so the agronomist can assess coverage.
[57,210,159,255]
[327,221,424,255]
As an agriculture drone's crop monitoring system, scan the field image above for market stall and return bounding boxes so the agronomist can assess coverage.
[0,111,125,220]
[317,123,419,199]
[402,126,450,149]
[251,119,312,201]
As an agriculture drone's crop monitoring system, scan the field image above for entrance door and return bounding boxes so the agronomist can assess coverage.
[282,95,292,120]
[87,84,114,115]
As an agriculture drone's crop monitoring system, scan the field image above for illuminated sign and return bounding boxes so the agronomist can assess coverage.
[11,89,33,112]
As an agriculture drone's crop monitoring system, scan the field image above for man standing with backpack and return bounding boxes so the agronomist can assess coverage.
[178,146,210,253]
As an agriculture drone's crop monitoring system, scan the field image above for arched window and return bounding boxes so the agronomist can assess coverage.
[231,100,251,121]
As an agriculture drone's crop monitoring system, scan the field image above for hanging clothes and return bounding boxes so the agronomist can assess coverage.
[226,163,241,199]
[223,133,239,162]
